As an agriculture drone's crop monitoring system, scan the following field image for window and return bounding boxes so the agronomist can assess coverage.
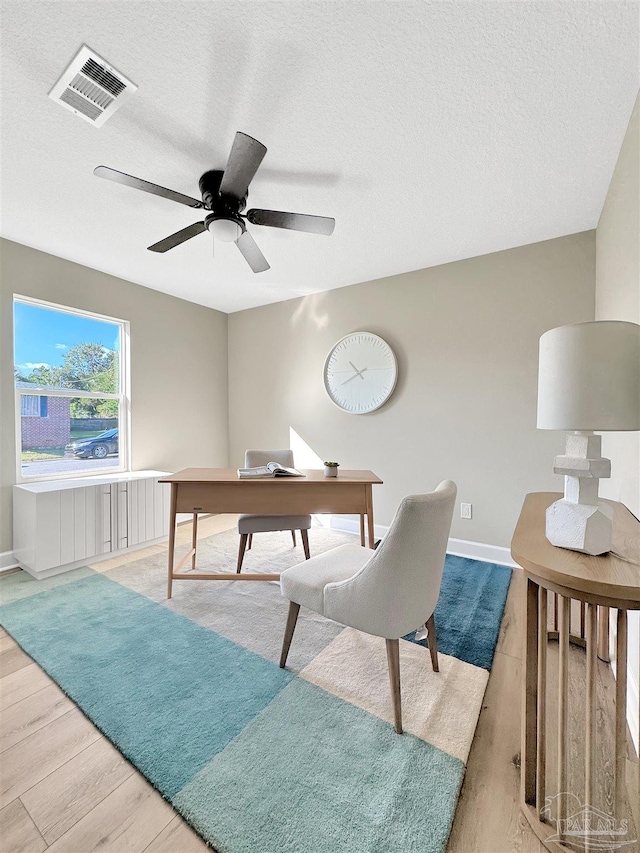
[14,296,129,481]
[21,395,45,417]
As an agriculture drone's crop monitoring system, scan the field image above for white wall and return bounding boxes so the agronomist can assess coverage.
[0,239,229,555]
[229,232,596,549]
[595,92,640,751]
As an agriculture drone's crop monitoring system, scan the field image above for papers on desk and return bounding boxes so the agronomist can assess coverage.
[238,462,304,478]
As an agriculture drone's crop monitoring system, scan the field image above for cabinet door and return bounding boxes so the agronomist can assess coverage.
[145,479,155,542]
[127,479,140,547]
[73,487,86,562]
[112,482,128,551]
[154,480,169,538]
[35,491,61,571]
[84,486,98,559]
[60,490,75,566]
[100,485,111,553]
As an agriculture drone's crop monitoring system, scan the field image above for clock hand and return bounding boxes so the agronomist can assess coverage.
[341,367,368,385]
[349,360,365,378]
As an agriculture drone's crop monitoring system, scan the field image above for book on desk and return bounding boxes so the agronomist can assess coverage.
[237,462,304,479]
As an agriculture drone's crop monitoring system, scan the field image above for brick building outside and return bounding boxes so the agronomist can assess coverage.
[18,383,71,449]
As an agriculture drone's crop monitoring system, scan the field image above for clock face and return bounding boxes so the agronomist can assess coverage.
[323,333,398,414]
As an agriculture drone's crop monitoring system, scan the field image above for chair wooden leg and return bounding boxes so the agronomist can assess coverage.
[280,602,301,668]
[247,533,253,550]
[236,533,248,573]
[426,613,439,672]
[385,638,403,734]
[301,529,311,560]
[291,530,297,546]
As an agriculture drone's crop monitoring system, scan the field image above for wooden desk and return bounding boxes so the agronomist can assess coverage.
[512,492,640,853]
[158,468,383,598]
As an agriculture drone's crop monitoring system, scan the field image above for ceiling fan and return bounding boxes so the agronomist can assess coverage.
[94,132,335,273]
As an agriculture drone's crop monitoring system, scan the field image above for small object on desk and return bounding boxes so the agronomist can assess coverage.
[324,461,339,477]
[238,462,304,478]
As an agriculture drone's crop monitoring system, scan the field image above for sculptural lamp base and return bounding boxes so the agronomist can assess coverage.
[545,432,613,556]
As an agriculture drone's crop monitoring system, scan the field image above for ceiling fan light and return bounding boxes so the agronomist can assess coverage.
[207,217,242,242]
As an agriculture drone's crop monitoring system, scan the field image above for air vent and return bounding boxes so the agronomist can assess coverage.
[49,45,137,127]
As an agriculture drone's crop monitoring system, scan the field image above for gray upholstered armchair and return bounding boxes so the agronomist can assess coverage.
[236,449,312,573]
[279,480,457,733]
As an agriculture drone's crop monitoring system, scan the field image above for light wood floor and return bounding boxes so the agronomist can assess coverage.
[1,519,636,853]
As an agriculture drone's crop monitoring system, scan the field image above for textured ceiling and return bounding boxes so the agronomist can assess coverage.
[1,1,638,313]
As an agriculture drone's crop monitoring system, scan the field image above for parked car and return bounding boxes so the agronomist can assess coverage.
[67,428,118,459]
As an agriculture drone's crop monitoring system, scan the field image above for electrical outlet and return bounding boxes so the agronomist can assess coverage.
[460,502,472,519]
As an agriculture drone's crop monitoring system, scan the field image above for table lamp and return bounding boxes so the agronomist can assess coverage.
[537,320,640,555]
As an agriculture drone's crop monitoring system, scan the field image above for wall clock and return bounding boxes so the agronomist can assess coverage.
[323,332,398,414]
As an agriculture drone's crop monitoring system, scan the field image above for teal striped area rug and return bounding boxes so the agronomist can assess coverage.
[0,531,511,853]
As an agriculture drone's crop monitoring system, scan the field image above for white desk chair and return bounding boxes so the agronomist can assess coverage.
[237,449,312,573]
[279,481,457,733]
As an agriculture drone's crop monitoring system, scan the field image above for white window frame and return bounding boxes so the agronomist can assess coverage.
[14,295,131,483]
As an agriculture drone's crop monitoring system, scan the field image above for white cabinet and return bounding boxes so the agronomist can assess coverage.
[13,471,170,579]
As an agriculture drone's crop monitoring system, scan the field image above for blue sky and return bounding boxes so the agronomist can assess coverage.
[14,301,120,372]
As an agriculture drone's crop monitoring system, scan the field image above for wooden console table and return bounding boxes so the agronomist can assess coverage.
[512,492,640,853]
[159,468,383,598]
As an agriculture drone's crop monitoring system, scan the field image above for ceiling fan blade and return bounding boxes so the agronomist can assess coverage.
[148,221,206,253]
[94,166,203,209]
[235,230,270,273]
[219,133,267,200]
[247,208,335,236]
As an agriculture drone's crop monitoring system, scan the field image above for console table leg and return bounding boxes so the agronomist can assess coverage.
[536,586,547,813]
[523,577,539,806]
[598,605,611,662]
[615,609,628,819]
[557,596,570,840]
[585,603,598,852]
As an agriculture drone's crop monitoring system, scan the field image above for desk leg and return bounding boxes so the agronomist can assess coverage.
[167,483,178,599]
[359,514,365,547]
[191,512,198,569]
[366,485,375,549]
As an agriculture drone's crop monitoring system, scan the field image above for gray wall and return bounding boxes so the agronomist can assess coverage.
[0,238,229,553]
[596,92,640,516]
[228,232,596,548]
[595,91,639,746]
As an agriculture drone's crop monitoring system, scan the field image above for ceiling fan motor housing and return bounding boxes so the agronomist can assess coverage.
[198,169,246,213]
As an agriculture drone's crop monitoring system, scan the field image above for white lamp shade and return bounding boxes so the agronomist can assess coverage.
[537,321,640,431]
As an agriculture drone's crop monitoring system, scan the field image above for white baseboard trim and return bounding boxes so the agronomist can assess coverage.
[320,515,518,568]
[446,537,518,568]
[0,551,19,574]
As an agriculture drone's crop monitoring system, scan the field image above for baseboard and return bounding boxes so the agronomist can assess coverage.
[322,514,390,542]
[321,515,518,568]
[446,537,517,568]
[0,551,19,574]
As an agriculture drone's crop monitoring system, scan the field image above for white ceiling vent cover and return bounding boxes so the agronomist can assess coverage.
[49,45,137,127]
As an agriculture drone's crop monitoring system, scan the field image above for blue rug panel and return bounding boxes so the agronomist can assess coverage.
[174,678,465,853]
[0,573,294,798]
[404,555,512,670]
